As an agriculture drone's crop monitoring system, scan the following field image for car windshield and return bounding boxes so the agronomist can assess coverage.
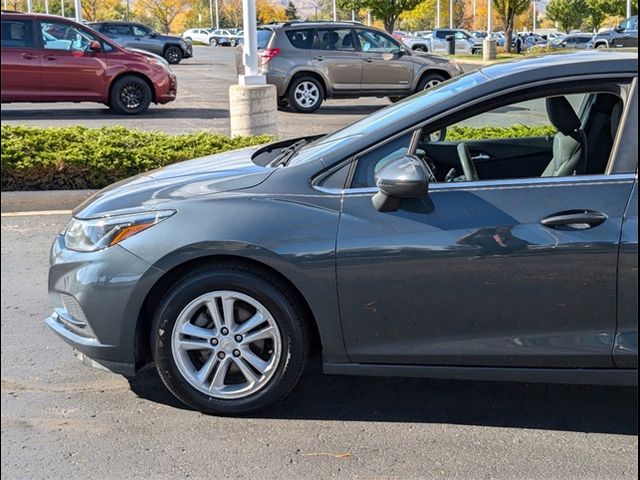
[289,71,489,166]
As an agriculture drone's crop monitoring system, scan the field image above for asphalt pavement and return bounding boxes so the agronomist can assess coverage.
[0,213,638,479]
[1,44,638,480]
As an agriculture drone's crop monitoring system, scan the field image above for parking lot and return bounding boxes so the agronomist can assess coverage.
[1,44,638,480]
[0,46,393,138]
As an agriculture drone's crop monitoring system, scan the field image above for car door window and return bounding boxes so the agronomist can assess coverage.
[132,25,151,36]
[314,29,355,51]
[356,29,398,53]
[40,21,100,52]
[285,29,314,49]
[1,19,35,48]
[454,31,468,40]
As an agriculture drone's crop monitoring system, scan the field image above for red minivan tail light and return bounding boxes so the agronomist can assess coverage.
[260,48,281,66]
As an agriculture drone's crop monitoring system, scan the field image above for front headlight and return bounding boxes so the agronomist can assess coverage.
[64,210,175,252]
[149,56,171,70]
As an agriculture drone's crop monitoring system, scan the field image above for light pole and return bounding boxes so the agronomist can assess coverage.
[627,0,632,18]
[61,0,65,17]
[332,0,337,21]
[367,9,371,25]
[209,0,214,28]
[215,0,220,29]
[44,0,49,14]
[74,0,81,21]
[532,0,536,33]
[487,0,493,34]
[26,0,32,12]
[126,0,129,21]
[449,0,453,28]
[436,0,440,28]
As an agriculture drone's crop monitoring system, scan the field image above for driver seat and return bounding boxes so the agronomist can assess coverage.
[541,96,587,177]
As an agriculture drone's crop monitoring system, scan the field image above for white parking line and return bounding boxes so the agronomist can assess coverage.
[1,210,72,217]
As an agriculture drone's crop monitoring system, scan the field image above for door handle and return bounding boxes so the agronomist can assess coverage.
[43,54,57,61]
[471,153,491,161]
[540,210,607,230]
[21,53,37,60]
[314,56,324,61]
[363,57,373,63]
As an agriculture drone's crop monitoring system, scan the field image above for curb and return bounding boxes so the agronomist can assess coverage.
[1,190,98,213]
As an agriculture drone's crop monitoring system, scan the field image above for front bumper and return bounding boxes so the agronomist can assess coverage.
[156,72,177,104]
[45,234,164,376]
[184,43,193,58]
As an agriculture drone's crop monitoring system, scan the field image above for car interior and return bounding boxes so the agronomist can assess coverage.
[350,87,626,188]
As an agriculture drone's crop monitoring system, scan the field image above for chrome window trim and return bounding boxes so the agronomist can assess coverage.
[315,173,637,196]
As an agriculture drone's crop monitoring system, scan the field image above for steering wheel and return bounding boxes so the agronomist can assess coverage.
[456,143,480,182]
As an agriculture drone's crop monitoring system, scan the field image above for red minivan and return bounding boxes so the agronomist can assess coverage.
[1,12,177,114]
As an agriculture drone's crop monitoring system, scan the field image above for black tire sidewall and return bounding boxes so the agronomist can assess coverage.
[164,46,183,64]
[110,76,152,114]
[210,38,218,46]
[152,269,307,415]
[287,76,324,113]
[417,73,446,92]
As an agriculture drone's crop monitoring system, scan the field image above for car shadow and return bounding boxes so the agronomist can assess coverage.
[128,361,638,434]
[0,107,229,121]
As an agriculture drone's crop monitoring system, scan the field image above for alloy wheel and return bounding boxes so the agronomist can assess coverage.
[294,81,320,109]
[171,290,282,399]
[119,82,145,109]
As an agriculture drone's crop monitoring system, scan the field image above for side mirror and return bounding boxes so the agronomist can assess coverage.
[429,127,446,142]
[391,47,405,57]
[88,40,101,52]
[615,26,624,32]
[149,32,158,38]
[372,155,429,212]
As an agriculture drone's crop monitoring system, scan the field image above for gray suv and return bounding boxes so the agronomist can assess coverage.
[90,21,193,64]
[255,22,464,113]
[588,15,638,49]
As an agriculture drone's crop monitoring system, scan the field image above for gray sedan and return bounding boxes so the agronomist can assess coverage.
[46,51,638,415]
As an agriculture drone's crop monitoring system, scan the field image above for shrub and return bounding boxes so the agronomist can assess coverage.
[1,124,557,191]
[1,126,270,191]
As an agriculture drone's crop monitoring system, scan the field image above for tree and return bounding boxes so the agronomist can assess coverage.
[133,0,187,33]
[221,0,243,28]
[349,0,422,32]
[493,0,532,53]
[585,0,609,31]
[81,0,125,21]
[399,0,437,31]
[284,1,299,20]
[546,0,589,33]
[256,0,287,24]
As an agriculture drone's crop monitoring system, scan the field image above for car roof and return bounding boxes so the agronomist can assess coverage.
[481,50,637,80]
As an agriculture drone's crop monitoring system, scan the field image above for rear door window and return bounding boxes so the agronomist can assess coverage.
[1,19,35,48]
[314,29,355,51]
[285,29,314,49]
[257,29,273,49]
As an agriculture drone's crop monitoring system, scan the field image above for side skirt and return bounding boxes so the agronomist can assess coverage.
[323,363,638,386]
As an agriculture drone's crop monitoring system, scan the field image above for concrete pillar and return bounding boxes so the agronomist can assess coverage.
[483,38,497,61]
[229,84,278,138]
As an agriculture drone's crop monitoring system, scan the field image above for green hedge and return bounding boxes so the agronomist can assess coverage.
[1,124,557,191]
[1,126,270,191]
[446,124,556,141]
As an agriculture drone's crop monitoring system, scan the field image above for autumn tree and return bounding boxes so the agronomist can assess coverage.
[399,0,436,31]
[349,0,423,32]
[134,0,187,33]
[81,0,126,21]
[493,0,531,52]
[256,0,287,24]
[546,0,589,33]
[221,0,243,28]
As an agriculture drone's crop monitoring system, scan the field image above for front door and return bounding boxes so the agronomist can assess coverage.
[0,18,41,101]
[336,87,634,369]
[355,28,413,93]
[38,20,108,101]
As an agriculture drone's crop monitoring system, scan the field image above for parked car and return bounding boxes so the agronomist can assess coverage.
[401,33,431,52]
[247,21,463,113]
[183,27,218,45]
[207,28,240,46]
[1,12,177,113]
[429,29,483,54]
[548,33,594,49]
[587,15,638,49]
[89,21,193,64]
[45,51,638,415]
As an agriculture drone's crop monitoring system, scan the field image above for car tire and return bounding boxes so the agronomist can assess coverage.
[596,43,608,49]
[151,262,310,415]
[164,46,183,64]
[210,38,218,47]
[416,72,446,92]
[109,75,152,115]
[231,39,237,47]
[287,75,324,113]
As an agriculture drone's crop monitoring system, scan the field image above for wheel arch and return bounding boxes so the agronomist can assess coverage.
[108,71,157,105]
[285,70,329,99]
[163,42,187,55]
[413,68,451,92]
[134,254,324,370]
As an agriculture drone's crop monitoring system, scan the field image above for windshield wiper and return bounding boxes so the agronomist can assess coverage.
[269,139,309,168]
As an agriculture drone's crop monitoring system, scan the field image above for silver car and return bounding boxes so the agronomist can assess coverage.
[254,22,464,113]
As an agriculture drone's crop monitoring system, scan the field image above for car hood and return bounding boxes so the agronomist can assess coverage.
[73,147,272,219]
